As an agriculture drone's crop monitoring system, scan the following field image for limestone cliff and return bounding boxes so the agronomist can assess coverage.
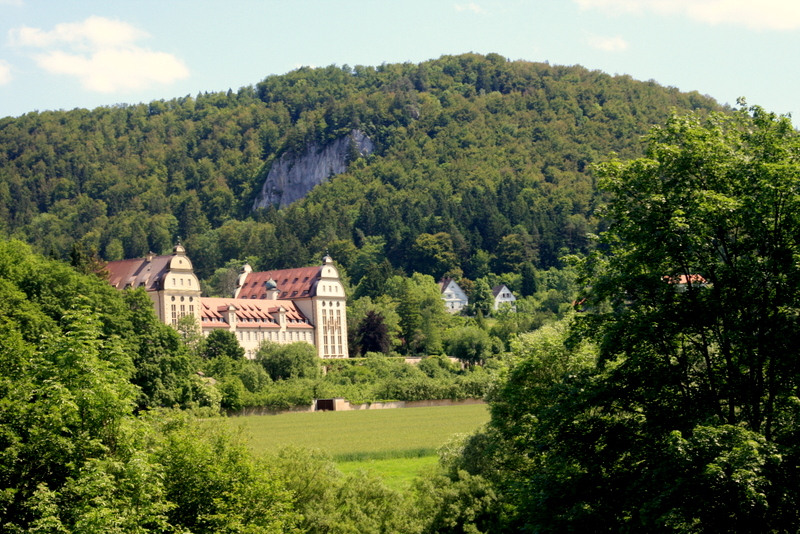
[252,129,374,210]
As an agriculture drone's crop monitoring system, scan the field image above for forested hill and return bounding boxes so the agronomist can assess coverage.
[0,53,722,284]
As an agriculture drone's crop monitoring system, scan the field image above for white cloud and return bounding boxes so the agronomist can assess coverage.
[587,34,629,51]
[0,60,11,85]
[9,16,189,93]
[454,3,486,14]
[575,0,800,30]
[0,0,24,6]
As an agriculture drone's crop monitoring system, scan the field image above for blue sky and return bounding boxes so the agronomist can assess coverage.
[0,0,798,120]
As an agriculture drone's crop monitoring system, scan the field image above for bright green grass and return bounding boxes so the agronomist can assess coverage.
[229,404,490,461]
[337,456,440,492]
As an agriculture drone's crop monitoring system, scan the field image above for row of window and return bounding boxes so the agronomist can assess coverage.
[321,308,343,356]
[236,330,311,343]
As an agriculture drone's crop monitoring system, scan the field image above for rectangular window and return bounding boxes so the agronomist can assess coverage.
[246,332,251,341]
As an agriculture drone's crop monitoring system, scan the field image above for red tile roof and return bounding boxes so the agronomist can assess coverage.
[236,266,321,300]
[106,254,173,291]
[200,298,313,328]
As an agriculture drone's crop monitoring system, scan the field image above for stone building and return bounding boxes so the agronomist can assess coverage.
[106,244,348,359]
[233,255,348,358]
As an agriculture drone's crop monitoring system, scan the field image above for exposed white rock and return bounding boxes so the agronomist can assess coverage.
[252,129,374,210]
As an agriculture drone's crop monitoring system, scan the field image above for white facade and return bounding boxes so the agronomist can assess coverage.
[492,284,517,311]
[439,278,469,313]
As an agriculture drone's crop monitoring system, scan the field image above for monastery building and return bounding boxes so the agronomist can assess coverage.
[106,243,348,359]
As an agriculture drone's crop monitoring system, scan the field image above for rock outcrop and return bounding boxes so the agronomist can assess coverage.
[252,129,374,210]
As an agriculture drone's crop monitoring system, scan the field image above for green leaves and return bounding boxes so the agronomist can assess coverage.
[464,106,800,532]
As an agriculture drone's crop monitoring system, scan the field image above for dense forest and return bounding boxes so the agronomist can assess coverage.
[0,53,722,293]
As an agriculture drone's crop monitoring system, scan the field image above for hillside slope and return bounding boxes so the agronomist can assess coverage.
[0,53,723,283]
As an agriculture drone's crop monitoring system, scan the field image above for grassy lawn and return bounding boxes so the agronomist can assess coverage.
[226,404,489,488]
[227,404,489,490]
[337,456,440,492]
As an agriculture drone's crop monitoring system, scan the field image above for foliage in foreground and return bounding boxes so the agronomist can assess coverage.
[445,106,800,532]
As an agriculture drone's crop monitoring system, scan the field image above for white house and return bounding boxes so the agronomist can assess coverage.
[492,284,517,311]
[439,277,469,313]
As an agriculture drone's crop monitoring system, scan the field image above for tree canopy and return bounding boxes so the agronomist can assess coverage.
[475,105,800,532]
[0,54,722,284]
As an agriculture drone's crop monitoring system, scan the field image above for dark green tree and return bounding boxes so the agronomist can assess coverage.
[468,279,494,317]
[519,262,538,297]
[356,310,391,355]
[123,288,194,409]
[487,106,800,532]
[202,329,245,360]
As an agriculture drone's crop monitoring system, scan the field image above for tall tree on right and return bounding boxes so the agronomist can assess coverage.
[488,105,800,532]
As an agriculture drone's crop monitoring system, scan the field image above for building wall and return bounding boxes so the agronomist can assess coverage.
[203,325,315,359]
[493,285,517,311]
[311,258,348,358]
[441,280,469,313]
[110,247,347,360]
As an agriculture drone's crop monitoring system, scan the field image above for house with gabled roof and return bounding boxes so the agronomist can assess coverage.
[439,277,469,314]
[106,245,348,359]
[234,255,348,358]
[107,242,202,326]
[492,284,517,311]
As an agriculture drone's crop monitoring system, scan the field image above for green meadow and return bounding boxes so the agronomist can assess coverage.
[228,404,490,489]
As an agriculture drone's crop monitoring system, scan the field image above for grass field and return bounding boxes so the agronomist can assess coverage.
[226,404,489,488]
[230,403,489,460]
[337,456,440,491]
